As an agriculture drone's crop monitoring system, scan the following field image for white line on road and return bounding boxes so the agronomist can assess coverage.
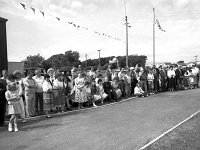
[139,109,200,150]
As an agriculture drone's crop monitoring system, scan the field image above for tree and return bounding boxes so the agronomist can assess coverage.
[45,50,81,70]
[24,54,44,70]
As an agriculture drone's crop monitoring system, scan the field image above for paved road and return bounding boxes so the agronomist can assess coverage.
[1,89,200,150]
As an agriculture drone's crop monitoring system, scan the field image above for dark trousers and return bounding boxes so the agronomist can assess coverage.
[160,78,166,92]
[0,99,6,125]
[176,78,183,90]
[35,92,44,113]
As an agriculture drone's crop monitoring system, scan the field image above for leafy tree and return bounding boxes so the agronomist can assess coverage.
[24,54,44,70]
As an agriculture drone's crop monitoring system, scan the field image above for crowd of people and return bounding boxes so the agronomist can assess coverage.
[0,63,199,132]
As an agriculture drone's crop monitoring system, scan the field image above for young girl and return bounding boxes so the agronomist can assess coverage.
[5,81,22,132]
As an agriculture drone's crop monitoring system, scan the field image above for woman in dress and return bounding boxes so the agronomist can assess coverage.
[74,72,87,109]
[42,74,53,118]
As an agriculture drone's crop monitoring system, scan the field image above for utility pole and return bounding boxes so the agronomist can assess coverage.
[97,49,101,68]
[85,54,88,69]
[124,0,129,68]
[125,16,129,68]
[153,8,156,66]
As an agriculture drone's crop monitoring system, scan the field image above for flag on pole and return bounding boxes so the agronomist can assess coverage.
[40,11,44,17]
[20,3,26,10]
[156,19,166,32]
[31,7,35,14]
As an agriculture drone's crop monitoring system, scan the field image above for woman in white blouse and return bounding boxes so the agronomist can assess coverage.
[167,66,176,92]
[43,74,53,118]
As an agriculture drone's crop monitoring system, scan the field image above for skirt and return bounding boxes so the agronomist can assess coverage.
[53,90,65,107]
[43,92,54,111]
[8,102,22,115]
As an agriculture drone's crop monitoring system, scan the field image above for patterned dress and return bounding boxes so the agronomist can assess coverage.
[74,77,87,103]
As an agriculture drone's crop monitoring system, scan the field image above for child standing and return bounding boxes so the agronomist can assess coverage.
[5,82,22,132]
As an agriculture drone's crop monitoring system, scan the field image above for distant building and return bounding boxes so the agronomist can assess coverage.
[8,61,24,75]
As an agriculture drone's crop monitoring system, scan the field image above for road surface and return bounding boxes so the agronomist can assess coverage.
[0,89,200,150]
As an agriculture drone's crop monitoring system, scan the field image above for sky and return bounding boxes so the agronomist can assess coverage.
[1,0,200,65]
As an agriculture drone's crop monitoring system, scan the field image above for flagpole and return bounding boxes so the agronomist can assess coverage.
[153,8,156,66]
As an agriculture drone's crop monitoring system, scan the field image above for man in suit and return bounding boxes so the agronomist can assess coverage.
[175,65,184,90]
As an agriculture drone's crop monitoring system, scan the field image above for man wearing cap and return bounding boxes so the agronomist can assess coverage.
[33,69,44,115]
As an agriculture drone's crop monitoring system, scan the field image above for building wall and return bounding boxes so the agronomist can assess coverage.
[0,17,8,76]
[8,62,24,75]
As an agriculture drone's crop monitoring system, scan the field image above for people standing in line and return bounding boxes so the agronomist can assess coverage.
[33,69,44,116]
[23,70,37,117]
[73,72,87,109]
[5,80,22,132]
[13,70,26,123]
[0,77,7,127]
[43,74,53,118]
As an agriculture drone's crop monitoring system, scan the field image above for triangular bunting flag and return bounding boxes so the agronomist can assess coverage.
[156,19,166,32]
[20,3,26,10]
[56,17,60,21]
[40,11,44,17]
[31,7,35,14]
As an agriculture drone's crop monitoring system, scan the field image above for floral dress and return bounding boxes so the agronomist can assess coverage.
[74,77,87,103]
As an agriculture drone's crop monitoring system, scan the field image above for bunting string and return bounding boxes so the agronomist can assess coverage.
[156,19,166,32]
[154,9,166,32]
[19,3,123,42]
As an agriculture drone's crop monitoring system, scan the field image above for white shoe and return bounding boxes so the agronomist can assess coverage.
[8,123,12,132]
[14,124,18,132]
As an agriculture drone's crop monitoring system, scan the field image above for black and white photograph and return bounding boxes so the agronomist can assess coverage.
[1,0,200,149]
